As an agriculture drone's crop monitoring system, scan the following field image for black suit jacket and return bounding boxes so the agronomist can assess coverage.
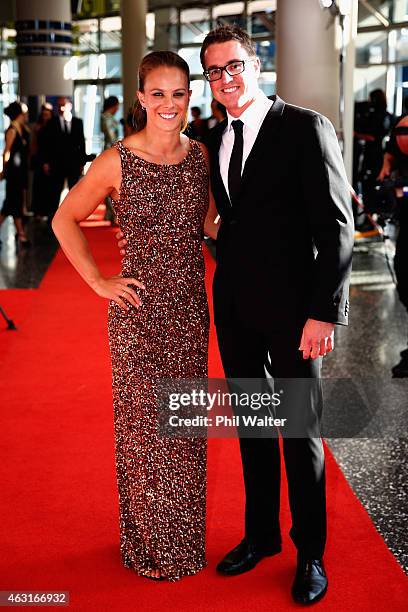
[42,116,86,176]
[206,95,354,332]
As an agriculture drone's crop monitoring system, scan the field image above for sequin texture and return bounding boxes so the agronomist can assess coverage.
[107,140,209,581]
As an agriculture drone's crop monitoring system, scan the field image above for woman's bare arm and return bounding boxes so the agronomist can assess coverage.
[52,148,144,310]
[1,128,17,179]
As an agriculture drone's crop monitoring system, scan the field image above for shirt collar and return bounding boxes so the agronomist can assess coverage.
[226,90,273,133]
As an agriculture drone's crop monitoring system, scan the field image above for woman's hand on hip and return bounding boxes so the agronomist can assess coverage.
[93,275,145,311]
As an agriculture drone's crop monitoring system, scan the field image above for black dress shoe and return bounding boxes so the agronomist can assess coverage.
[216,539,281,576]
[292,557,328,605]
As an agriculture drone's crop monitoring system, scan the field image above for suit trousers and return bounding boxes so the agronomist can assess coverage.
[216,323,327,559]
[50,170,81,218]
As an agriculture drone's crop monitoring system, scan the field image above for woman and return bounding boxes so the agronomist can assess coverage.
[101,95,120,149]
[0,101,30,246]
[30,103,54,220]
[52,51,219,581]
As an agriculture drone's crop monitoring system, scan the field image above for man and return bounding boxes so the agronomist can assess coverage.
[42,97,86,219]
[188,105,209,142]
[207,98,227,130]
[117,25,354,605]
[377,116,408,377]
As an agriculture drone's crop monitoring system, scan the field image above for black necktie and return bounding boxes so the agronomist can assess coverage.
[228,119,244,205]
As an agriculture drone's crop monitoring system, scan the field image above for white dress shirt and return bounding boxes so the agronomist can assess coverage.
[219,90,273,200]
[59,115,71,134]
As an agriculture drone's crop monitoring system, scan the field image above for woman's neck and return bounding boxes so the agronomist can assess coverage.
[142,125,183,156]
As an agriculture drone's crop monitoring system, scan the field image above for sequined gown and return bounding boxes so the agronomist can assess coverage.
[107,139,209,581]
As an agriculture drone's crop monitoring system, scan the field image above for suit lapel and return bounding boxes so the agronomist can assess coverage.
[239,94,285,191]
[209,95,286,211]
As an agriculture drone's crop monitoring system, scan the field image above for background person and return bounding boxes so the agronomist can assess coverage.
[0,101,30,246]
[101,95,120,149]
[42,97,86,219]
[377,115,408,377]
[188,106,209,142]
[207,98,227,129]
[30,103,54,221]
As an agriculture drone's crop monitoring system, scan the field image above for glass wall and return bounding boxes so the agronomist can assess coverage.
[71,12,155,154]
[73,1,278,138]
[356,0,408,116]
[178,0,277,119]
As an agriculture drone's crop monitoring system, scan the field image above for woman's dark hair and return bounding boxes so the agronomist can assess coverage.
[103,95,119,112]
[200,24,256,69]
[132,51,190,133]
[4,101,24,121]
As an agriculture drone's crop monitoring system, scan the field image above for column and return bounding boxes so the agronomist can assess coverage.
[276,0,358,180]
[15,0,72,107]
[121,0,147,114]
[153,7,178,52]
[276,0,340,128]
[342,0,358,181]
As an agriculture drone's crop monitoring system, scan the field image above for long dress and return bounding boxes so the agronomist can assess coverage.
[107,139,209,581]
[1,125,29,218]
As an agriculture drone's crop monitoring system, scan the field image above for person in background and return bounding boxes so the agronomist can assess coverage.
[121,106,137,138]
[188,106,209,142]
[30,103,54,221]
[377,115,408,377]
[101,96,120,149]
[207,98,227,129]
[101,96,120,223]
[358,89,394,215]
[0,101,30,247]
[41,97,86,219]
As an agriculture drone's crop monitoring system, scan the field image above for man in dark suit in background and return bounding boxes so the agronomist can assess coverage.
[200,26,354,605]
[42,97,86,218]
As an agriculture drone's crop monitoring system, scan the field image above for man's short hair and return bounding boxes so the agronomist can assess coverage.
[200,24,256,69]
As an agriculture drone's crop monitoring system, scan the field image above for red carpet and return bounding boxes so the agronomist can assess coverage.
[0,227,407,611]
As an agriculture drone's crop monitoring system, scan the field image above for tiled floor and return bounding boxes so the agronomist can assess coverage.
[1,214,407,574]
[324,235,408,574]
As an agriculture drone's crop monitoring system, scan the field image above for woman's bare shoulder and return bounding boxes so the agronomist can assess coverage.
[121,133,144,152]
[90,146,121,172]
[83,147,122,193]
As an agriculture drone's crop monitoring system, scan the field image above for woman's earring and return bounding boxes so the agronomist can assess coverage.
[141,105,146,111]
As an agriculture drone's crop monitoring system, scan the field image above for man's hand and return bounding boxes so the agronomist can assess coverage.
[116,230,127,256]
[299,319,335,360]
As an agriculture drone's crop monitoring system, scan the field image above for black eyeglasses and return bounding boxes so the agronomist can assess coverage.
[203,59,256,82]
